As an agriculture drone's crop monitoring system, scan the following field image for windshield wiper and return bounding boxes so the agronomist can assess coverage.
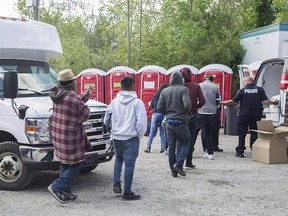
[41,89,51,93]
[18,88,44,95]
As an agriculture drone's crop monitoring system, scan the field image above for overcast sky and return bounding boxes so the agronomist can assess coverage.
[0,0,101,19]
[0,0,20,18]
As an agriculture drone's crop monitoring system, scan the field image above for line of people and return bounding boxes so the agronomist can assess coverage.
[143,70,279,179]
[156,68,223,177]
[47,68,278,204]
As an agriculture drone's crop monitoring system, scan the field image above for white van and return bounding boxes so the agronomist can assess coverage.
[238,58,286,126]
[0,17,114,190]
[253,58,287,126]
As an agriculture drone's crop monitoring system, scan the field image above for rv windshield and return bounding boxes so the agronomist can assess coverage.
[0,59,58,97]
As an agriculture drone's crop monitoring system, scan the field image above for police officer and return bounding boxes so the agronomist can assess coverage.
[220,76,279,158]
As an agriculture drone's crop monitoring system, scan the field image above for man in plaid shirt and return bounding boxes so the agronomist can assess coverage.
[48,69,93,204]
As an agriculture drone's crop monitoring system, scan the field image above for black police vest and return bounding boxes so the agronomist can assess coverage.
[239,85,263,109]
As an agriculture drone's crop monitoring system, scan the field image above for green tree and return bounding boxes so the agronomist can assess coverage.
[255,0,276,27]
[15,0,287,95]
[273,0,288,22]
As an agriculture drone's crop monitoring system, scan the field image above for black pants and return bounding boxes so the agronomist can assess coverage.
[193,114,217,155]
[201,115,220,151]
[236,110,261,154]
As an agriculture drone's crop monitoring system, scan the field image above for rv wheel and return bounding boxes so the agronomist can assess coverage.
[0,141,34,191]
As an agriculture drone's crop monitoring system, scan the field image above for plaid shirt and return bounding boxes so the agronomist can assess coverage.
[50,88,90,164]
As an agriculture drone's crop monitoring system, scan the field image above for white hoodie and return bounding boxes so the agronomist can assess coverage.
[104,90,147,140]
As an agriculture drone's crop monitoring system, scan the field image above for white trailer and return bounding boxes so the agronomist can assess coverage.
[240,23,288,64]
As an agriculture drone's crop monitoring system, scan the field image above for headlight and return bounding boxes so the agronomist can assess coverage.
[25,118,51,144]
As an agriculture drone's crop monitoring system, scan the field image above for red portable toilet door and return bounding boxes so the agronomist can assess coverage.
[140,71,163,118]
[204,71,229,127]
[109,71,129,103]
[80,73,98,100]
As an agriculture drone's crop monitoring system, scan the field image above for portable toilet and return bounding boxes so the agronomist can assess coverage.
[135,65,167,119]
[105,66,136,104]
[198,64,233,127]
[165,64,198,84]
[76,68,106,103]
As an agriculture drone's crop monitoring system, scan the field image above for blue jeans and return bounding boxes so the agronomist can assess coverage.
[166,123,190,171]
[113,137,140,194]
[146,112,166,151]
[51,162,83,193]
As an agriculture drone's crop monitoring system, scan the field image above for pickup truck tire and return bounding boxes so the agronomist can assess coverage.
[0,141,34,191]
[80,165,98,174]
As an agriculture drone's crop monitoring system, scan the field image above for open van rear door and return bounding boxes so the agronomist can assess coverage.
[279,58,288,126]
[254,58,285,126]
[248,60,263,79]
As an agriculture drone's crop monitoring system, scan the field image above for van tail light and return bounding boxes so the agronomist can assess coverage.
[280,72,288,89]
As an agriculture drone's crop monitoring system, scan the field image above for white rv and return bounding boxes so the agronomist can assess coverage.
[0,17,114,190]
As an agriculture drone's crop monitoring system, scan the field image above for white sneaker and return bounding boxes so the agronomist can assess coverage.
[207,154,214,160]
[203,153,214,160]
[203,152,209,159]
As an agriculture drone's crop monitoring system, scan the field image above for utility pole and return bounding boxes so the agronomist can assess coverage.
[26,0,40,21]
[189,0,193,11]
[127,0,131,67]
[138,0,143,69]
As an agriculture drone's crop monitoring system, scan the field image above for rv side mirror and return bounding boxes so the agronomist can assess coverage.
[4,70,18,99]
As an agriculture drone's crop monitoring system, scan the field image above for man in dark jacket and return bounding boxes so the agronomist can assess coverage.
[221,76,278,158]
[180,67,205,169]
[157,71,191,177]
[48,69,93,204]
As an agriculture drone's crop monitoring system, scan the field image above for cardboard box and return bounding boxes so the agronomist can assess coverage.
[251,120,288,164]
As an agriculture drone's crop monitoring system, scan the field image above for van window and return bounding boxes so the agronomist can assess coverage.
[0,59,58,97]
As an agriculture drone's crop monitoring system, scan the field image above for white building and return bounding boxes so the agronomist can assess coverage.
[240,23,288,64]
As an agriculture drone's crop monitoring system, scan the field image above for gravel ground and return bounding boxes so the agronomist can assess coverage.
[1,129,288,216]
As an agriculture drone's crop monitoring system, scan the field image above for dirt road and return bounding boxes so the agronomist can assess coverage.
[1,129,288,216]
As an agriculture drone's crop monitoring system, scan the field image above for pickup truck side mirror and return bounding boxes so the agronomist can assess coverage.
[4,70,18,99]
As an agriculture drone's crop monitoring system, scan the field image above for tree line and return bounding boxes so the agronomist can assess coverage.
[16,0,287,95]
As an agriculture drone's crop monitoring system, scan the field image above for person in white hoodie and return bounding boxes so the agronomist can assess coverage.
[104,76,147,201]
